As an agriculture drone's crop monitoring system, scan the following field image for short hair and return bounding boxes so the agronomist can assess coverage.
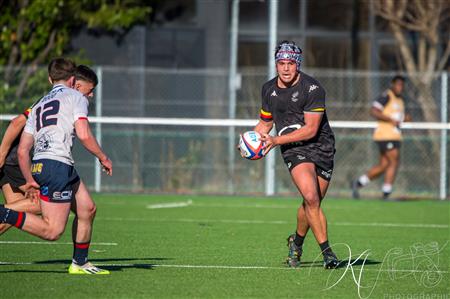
[391,75,405,83]
[48,58,76,81]
[75,65,98,87]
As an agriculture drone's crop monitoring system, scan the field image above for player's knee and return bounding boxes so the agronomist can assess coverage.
[391,156,399,165]
[302,192,320,208]
[87,203,97,219]
[44,227,65,241]
[77,202,97,220]
[380,159,389,169]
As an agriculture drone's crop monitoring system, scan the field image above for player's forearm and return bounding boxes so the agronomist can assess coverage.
[274,125,318,145]
[79,135,108,161]
[75,120,108,161]
[370,108,393,123]
[18,148,34,183]
[254,120,273,135]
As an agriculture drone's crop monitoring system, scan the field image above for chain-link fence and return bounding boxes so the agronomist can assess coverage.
[0,67,448,198]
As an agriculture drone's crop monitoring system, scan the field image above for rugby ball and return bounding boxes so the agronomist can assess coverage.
[239,131,265,160]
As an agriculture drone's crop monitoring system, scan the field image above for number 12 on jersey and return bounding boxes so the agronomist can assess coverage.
[36,100,60,132]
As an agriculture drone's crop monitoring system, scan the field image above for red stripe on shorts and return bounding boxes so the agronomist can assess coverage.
[39,194,49,202]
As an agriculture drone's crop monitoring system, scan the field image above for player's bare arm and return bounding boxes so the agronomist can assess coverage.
[74,119,112,176]
[17,132,40,197]
[254,119,273,135]
[260,112,323,155]
[0,114,27,168]
[370,106,399,126]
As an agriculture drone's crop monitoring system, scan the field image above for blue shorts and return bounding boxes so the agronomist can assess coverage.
[31,159,80,203]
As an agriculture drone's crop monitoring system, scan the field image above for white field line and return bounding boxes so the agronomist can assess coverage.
[96,217,449,229]
[146,200,193,209]
[193,203,299,209]
[333,222,448,229]
[0,241,117,246]
[0,261,448,274]
[101,201,350,210]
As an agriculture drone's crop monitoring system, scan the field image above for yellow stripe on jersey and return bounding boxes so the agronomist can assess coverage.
[309,107,325,112]
[260,109,272,116]
[23,108,32,118]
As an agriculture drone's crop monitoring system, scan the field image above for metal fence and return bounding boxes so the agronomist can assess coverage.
[0,67,448,199]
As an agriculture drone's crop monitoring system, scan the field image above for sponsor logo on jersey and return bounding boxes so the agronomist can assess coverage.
[271,90,278,97]
[291,91,299,102]
[278,124,302,136]
[35,133,52,153]
[53,190,73,201]
[31,163,43,174]
[40,186,49,196]
[308,85,318,93]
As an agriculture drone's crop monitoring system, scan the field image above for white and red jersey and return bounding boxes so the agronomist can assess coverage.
[24,84,89,165]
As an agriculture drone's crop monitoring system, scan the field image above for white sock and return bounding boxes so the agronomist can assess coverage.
[358,175,370,187]
[382,184,393,194]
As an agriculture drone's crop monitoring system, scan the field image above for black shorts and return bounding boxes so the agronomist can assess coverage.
[376,141,401,153]
[283,154,334,181]
[31,159,80,203]
[0,164,26,188]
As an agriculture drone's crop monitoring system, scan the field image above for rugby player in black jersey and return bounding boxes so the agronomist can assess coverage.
[255,41,339,269]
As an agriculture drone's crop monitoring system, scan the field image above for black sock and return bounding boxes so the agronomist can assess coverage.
[294,231,305,247]
[319,240,332,255]
[73,241,90,265]
[0,207,26,228]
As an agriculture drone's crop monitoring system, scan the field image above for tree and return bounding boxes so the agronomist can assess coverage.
[373,0,450,123]
[0,0,152,113]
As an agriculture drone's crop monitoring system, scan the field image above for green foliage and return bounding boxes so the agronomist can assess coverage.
[80,1,151,30]
[0,0,152,114]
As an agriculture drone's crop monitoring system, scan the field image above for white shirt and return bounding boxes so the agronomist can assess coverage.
[24,84,89,165]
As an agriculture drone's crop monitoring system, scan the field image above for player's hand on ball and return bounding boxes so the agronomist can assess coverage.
[260,133,277,156]
[100,156,113,176]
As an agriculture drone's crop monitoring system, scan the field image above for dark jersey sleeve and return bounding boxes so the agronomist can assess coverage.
[260,84,273,122]
[372,91,389,110]
[304,85,326,113]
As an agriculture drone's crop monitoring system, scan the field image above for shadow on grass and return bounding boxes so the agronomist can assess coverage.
[0,269,67,274]
[0,257,171,273]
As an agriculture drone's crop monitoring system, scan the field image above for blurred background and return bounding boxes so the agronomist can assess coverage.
[0,0,448,199]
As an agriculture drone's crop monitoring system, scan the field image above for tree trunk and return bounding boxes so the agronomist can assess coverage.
[411,82,441,163]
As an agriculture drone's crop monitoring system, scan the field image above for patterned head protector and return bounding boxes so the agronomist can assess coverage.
[274,41,303,72]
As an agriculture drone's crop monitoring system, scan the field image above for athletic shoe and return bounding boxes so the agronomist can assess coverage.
[68,262,110,275]
[323,252,340,269]
[350,180,360,199]
[286,234,302,268]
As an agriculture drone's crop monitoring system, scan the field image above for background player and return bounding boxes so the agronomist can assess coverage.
[351,76,410,200]
[0,58,112,275]
[254,41,339,269]
[0,65,100,235]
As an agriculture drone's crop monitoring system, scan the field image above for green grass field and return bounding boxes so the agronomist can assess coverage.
[0,194,449,298]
